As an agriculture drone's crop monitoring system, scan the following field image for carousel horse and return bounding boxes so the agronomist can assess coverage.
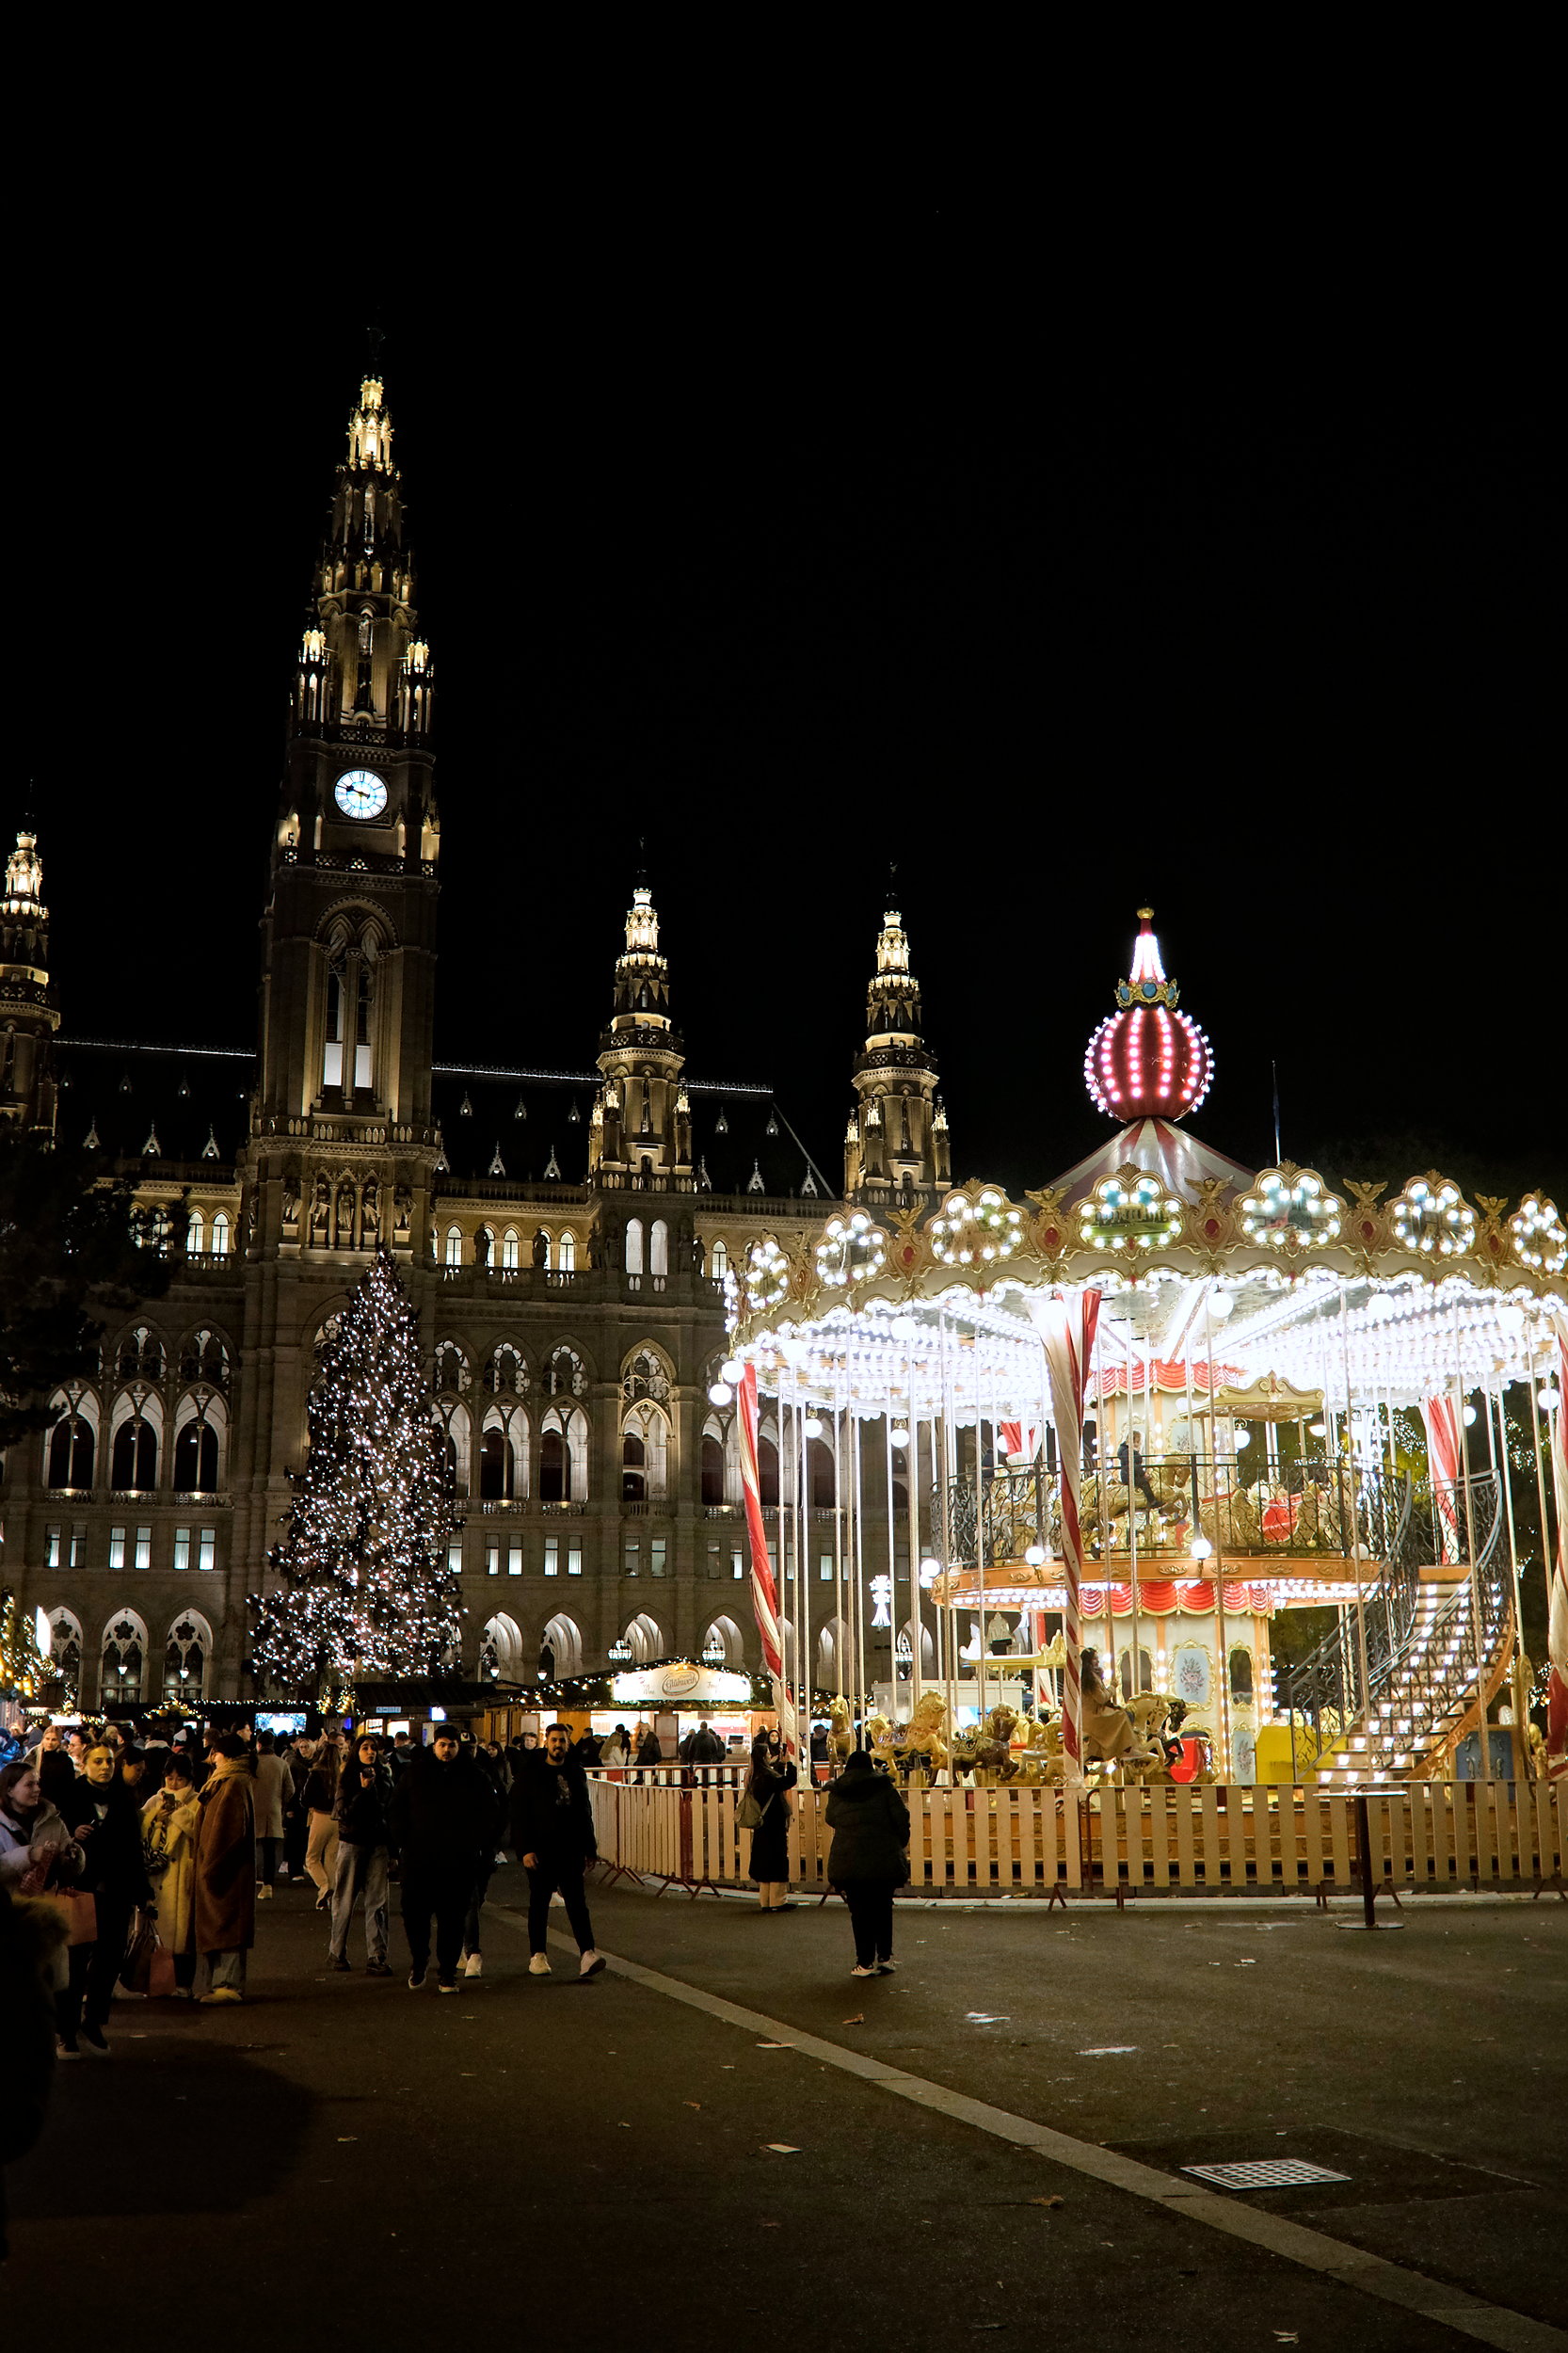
[826,1694,856,1767]
[902,1689,951,1775]
[1080,1462,1192,1552]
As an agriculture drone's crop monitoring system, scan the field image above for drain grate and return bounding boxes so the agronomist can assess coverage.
[1182,2159,1352,2191]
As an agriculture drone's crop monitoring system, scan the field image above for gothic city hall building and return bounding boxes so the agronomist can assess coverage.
[0,373,952,1712]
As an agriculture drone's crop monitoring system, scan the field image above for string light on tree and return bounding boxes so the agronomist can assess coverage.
[248,1249,462,1695]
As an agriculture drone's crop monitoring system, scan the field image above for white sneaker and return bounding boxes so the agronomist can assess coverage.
[579,1949,606,1978]
[465,1952,483,1978]
[258,1884,274,1901]
[528,1953,552,1976]
[850,1963,877,1977]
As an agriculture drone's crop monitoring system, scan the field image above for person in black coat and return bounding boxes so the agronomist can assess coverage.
[62,1740,154,2053]
[392,1734,492,1992]
[744,1732,797,1910]
[509,1723,604,1979]
[824,1749,910,1977]
[28,1723,79,1814]
[328,1736,396,1974]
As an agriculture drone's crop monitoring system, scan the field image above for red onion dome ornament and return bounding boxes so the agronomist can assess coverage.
[1084,908,1214,1122]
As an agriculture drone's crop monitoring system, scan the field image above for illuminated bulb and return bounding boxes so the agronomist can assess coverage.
[1462,1404,1477,1425]
[919,1558,941,1587]
[720,1358,744,1383]
[889,1426,909,1449]
[802,1416,824,1439]
[708,1382,733,1406]
[1024,1544,1046,1566]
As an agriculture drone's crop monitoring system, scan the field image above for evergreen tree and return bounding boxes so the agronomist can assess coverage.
[251,1249,461,1692]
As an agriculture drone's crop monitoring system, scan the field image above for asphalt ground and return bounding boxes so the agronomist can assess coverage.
[7,1866,1565,2350]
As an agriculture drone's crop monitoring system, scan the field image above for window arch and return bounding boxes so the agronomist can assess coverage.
[47,1609,83,1710]
[480,1405,528,1500]
[544,1345,586,1398]
[758,1425,780,1508]
[483,1343,527,1395]
[436,1401,471,1497]
[621,1401,668,1499]
[701,1615,745,1669]
[179,1329,230,1389]
[1229,1647,1256,1703]
[539,1612,584,1677]
[101,1610,148,1705]
[649,1218,669,1276]
[163,1610,213,1702]
[45,1391,98,1491]
[709,1238,728,1279]
[621,1346,671,1403]
[117,1326,164,1382]
[172,1392,225,1493]
[109,1394,161,1494]
[624,1218,645,1275]
[501,1226,520,1272]
[210,1210,231,1258]
[808,1437,836,1507]
[539,1403,589,1501]
[434,1341,471,1395]
[444,1225,464,1268]
[701,1431,725,1507]
[480,1612,525,1684]
[186,1208,204,1255]
[557,1229,577,1272]
[619,1611,664,1666]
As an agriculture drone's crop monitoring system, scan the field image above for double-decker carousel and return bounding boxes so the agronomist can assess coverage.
[722,914,1567,1789]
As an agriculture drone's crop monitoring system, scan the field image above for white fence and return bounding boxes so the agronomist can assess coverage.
[585,1775,1568,1897]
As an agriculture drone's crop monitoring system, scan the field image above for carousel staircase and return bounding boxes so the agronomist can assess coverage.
[1291,1467,1512,1787]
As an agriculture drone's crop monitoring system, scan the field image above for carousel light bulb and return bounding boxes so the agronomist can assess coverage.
[1190,1537,1213,1561]
[919,1558,941,1586]
[720,1358,743,1383]
[889,1426,909,1449]
[1024,1544,1047,1566]
[803,1416,824,1439]
[1308,1421,1326,1436]
[1234,1430,1251,1448]
[1462,1403,1477,1425]
[708,1382,733,1406]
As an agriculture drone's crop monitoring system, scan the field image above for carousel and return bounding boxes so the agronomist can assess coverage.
[722,913,1568,1792]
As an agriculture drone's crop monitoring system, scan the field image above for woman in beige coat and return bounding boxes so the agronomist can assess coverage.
[141,1753,201,1993]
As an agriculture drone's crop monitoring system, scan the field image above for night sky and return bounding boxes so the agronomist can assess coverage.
[16,222,1561,1206]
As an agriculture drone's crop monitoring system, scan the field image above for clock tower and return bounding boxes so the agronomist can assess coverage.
[246,371,442,1263]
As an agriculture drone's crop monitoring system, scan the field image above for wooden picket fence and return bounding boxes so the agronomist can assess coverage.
[585,1775,1568,1898]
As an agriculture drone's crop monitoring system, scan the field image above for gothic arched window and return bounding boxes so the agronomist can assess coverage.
[173,1418,219,1493]
[210,1211,230,1258]
[501,1227,520,1272]
[47,1413,95,1491]
[701,1433,725,1507]
[539,1428,567,1502]
[624,1218,645,1276]
[649,1219,669,1276]
[111,1417,157,1493]
[444,1225,464,1268]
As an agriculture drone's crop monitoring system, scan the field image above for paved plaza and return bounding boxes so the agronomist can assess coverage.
[8,1871,1566,2349]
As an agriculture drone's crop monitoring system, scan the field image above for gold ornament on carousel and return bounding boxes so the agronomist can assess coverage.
[929,1186,1022,1267]
[815,1209,887,1288]
[1238,1166,1343,1251]
[1077,1170,1183,1253]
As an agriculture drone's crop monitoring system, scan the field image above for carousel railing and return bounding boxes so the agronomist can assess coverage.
[941,1453,1405,1570]
[1284,1469,1507,1777]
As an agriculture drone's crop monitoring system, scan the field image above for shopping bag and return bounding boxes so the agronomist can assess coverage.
[54,1887,98,1947]
[147,1938,177,1998]
[120,1908,159,1993]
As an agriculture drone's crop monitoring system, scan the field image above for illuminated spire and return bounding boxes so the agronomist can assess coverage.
[845,904,949,1200]
[589,876,691,1191]
[0,825,58,1136]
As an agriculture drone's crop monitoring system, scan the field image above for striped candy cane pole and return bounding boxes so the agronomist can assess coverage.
[1043,1287,1102,1780]
[1420,1394,1463,1563]
[1547,1311,1568,1778]
[737,1364,798,1755]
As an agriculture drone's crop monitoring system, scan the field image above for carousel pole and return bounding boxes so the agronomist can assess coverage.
[1125,1316,1144,1699]
[939,1306,958,1741]
[1489,1358,1527,1769]
[1451,1293,1485,1690]
[1525,1342,1555,1740]
[974,1317,987,1736]
[852,1399,868,1742]
[832,1379,846,1717]
[795,1369,811,1761]
[1341,1285,1373,1764]
[883,1370,900,1718]
[1203,1285,1232,1778]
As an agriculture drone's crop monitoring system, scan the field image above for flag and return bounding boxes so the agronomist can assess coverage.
[736,1365,798,1755]
[1041,1287,1102,1779]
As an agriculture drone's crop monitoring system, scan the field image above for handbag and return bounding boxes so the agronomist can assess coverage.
[53,1887,98,1947]
[735,1787,773,1833]
[147,1937,177,1999]
[120,1907,160,1993]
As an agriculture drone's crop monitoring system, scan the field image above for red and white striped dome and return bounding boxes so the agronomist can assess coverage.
[1085,909,1213,1122]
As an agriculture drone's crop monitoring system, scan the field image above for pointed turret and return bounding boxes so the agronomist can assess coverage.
[0,825,59,1135]
[588,880,693,1191]
[844,905,949,1199]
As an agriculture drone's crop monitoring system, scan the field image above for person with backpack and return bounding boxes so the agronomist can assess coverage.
[739,1730,796,1911]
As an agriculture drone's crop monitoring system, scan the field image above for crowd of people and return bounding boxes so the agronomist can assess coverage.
[0,1708,911,2089]
[0,1715,611,2057]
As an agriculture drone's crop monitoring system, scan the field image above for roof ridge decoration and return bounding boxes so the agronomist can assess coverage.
[1085,908,1213,1125]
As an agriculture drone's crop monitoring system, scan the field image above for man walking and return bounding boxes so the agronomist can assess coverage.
[511,1721,604,1980]
[328,1734,395,1975]
[393,1732,490,1993]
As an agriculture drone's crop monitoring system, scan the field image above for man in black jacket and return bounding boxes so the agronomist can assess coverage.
[393,1734,492,1993]
[509,1723,604,1980]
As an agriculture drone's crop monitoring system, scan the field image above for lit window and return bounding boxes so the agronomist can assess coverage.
[173,1527,191,1572]
[568,1542,583,1577]
[649,1219,669,1276]
[624,1541,640,1577]
[445,1226,463,1267]
[708,1544,721,1578]
[732,1549,744,1579]
[46,1523,61,1568]
[625,1218,644,1275]
[324,969,344,1088]
[198,1528,216,1572]
[820,1556,833,1582]
[447,1539,463,1576]
[211,1211,230,1258]
[109,1526,126,1569]
[70,1524,86,1567]
[502,1228,520,1271]
[135,1526,152,1571]
[187,1210,204,1255]
[649,1537,666,1577]
[544,1537,559,1578]
[507,1543,522,1576]
[711,1240,728,1278]
[486,1539,500,1576]
[558,1230,576,1271]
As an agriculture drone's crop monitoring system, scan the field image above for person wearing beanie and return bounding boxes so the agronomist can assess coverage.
[824,1748,910,1978]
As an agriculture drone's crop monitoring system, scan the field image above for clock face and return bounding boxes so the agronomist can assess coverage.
[333,768,388,821]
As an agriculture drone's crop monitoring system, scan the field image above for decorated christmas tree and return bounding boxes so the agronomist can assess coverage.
[250,1249,462,1695]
